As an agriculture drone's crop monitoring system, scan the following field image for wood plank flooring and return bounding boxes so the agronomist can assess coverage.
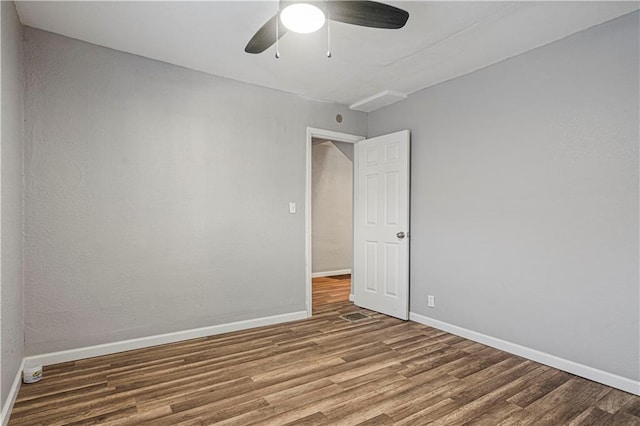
[10,298,640,425]
[312,275,351,312]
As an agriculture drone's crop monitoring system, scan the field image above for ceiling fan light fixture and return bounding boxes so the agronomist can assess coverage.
[280,3,326,34]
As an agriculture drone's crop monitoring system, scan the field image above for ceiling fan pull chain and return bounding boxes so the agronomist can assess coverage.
[275,9,281,59]
[327,9,332,58]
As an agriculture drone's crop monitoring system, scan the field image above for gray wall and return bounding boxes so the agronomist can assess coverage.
[312,140,353,274]
[23,28,366,355]
[1,1,24,407]
[369,12,639,381]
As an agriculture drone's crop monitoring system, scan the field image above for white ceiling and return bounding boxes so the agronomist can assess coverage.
[15,1,639,108]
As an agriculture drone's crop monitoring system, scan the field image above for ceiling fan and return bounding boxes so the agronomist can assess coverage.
[244,0,409,55]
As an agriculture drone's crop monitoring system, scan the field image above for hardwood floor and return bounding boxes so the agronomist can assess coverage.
[10,299,640,425]
[312,275,351,312]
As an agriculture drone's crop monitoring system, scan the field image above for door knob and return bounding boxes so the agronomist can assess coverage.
[396,232,405,239]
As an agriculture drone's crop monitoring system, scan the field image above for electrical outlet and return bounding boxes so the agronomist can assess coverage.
[427,295,435,308]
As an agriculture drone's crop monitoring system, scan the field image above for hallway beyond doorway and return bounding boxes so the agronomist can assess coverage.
[312,275,351,314]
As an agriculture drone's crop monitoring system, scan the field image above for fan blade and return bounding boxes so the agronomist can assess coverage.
[245,14,289,54]
[328,1,409,29]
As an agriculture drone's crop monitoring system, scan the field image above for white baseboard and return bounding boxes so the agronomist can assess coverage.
[349,293,354,302]
[24,311,307,367]
[1,358,25,426]
[311,269,351,278]
[409,312,640,396]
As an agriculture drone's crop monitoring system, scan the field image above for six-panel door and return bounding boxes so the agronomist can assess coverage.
[354,130,410,320]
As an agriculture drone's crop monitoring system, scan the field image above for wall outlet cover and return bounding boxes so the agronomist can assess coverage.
[427,295,435,307]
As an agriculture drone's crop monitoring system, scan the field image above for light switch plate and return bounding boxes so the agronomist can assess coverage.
[289,202,296,214]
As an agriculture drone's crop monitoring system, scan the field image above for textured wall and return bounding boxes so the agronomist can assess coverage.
[369,12,639,381]
[23,28,366,355]
[1,0,24,407]
[312,141,353,274]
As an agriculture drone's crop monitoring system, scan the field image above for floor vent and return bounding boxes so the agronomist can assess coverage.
[340,312,370,322]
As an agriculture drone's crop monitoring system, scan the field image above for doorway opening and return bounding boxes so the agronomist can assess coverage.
[311,138,353,313]
[305,128,364,317]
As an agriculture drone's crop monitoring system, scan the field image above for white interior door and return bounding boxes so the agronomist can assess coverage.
[354,130,410,320]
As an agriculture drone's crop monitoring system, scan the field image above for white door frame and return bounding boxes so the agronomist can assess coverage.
[305,127,365,318]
